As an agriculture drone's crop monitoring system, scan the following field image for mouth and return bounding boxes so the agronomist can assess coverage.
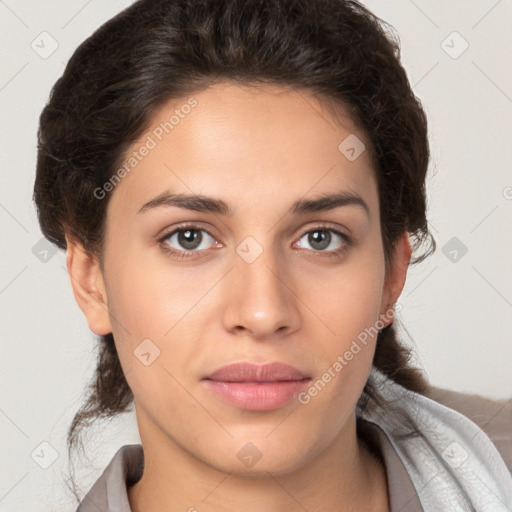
[201,361,311,410]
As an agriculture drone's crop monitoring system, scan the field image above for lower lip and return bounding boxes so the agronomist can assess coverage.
[201,379,311,411]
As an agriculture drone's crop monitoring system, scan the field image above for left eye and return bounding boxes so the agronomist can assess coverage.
[295,228,348,252]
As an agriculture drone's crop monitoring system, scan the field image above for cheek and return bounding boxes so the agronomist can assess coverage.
[305,252,385,396]
[106,252,202,333]
[102,249,212,384]
[102,264,203,417]
[317,253,385,342]
[301,265,384,413]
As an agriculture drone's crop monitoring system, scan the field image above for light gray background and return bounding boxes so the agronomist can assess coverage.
[1,1,511,510]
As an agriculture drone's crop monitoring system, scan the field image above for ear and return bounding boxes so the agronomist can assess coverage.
[65,235,112,336]
[380,232,411,325]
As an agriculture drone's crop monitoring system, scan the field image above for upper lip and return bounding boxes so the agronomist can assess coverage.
[203,362,310,382]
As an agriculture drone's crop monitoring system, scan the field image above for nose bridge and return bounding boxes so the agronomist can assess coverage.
[222,235,299,336]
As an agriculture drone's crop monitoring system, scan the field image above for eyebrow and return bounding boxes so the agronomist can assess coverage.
[137,190,370,218]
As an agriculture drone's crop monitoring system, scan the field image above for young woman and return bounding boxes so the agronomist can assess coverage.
[33,0,512,510]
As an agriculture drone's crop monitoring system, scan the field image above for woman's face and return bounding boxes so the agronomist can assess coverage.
[70,81,409,475]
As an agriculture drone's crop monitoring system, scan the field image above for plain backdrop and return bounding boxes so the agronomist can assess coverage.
[1,1,511,510]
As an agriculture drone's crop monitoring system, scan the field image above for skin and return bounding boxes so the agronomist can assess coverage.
[66,81,411,512]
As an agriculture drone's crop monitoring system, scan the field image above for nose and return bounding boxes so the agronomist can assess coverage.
[221,244,301,339]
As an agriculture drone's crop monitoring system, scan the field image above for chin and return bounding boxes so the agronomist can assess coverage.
[197,437,314,478]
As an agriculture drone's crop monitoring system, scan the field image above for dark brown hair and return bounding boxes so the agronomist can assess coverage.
[33,0,435,501]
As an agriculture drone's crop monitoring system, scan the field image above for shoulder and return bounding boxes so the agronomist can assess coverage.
[425,385,512,473]
[76,444,144,512]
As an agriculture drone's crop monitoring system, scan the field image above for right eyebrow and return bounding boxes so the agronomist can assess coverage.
[137,191,232,215]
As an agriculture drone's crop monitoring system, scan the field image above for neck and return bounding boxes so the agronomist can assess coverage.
[128,411,389,512]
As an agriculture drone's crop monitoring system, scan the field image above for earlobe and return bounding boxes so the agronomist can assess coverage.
[65,236,112,336]
[380,232,411,324]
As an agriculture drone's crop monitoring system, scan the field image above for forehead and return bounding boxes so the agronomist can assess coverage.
[108,81,378,216]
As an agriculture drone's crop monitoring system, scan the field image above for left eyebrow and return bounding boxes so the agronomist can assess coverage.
[137,189,370,218]
[290,191,370,218]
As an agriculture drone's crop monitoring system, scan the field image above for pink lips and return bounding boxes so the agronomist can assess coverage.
[201,362,311,411]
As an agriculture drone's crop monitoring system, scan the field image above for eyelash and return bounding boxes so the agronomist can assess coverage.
[157,223,352,260]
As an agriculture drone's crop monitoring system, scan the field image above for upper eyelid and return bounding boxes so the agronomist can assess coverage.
[159,223,217,242]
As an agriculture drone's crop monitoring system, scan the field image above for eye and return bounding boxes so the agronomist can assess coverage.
[157,223,352,260]
[294,227,351,257]
[158,225,219,258]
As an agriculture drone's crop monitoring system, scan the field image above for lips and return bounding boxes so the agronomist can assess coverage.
[203,361,310,383]
[201,361,311,411]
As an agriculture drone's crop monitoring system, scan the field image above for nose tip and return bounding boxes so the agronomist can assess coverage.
[222,252,300,339]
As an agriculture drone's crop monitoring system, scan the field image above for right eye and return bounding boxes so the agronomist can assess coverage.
[158,225,221,259]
